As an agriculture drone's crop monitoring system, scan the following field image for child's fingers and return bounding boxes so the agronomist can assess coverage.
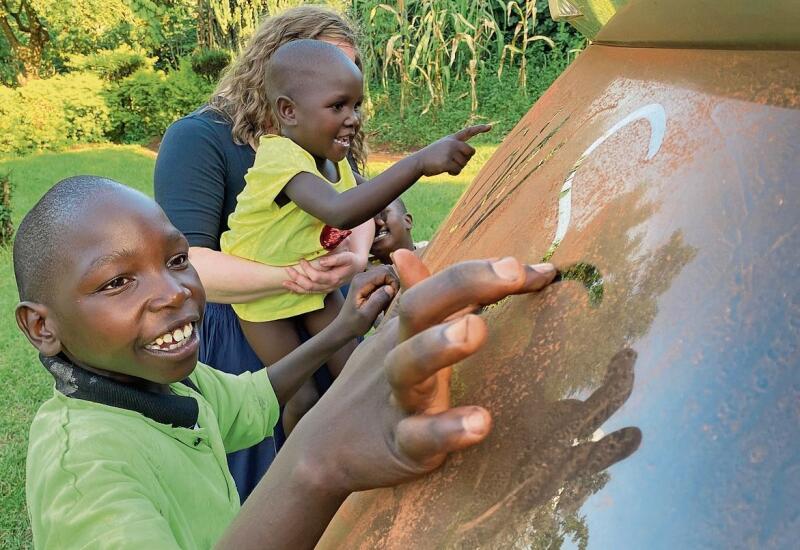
[457,141,476,158]
[359,284,396,320]
[392,249,431,289]
[351,268,399,305]
[451,151,470,168]
[386,314,487,412]
[395,406,492,467]
[397,257,534,341]
[453,124,492,142]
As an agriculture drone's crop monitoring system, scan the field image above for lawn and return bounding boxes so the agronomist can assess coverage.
[0,142,496,547]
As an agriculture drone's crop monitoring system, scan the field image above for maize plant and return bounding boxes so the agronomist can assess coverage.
[354,0,558,117]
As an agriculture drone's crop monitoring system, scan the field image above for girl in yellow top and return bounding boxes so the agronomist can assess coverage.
[221,39,489,432]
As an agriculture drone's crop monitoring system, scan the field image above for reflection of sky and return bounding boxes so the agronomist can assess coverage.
[563,101,800,548]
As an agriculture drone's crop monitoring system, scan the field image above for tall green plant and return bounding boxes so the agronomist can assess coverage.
[0,170,13,246]
[497,0,554,92]
[354,0,562,117]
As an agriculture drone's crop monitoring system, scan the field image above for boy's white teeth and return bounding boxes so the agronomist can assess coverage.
[147,323,194,351]
[334,136,350,146]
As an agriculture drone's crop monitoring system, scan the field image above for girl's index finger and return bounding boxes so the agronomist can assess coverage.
[453,124,492,142]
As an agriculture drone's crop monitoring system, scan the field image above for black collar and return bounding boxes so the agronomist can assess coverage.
[40,354,199,429]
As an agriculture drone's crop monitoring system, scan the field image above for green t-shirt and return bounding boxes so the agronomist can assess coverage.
[220,135,357,322]
[26,362,279,549]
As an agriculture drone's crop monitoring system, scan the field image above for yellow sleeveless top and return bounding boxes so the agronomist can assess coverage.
[220,135,356,322]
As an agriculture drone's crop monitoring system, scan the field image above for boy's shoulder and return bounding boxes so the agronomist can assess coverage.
[27,388,177,470]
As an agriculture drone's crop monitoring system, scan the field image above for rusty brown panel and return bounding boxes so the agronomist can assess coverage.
[553,0,800,49]
[594,0,800,49]
[318,45,800,549]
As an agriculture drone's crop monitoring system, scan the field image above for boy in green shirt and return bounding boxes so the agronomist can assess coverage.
[14,176,556,548]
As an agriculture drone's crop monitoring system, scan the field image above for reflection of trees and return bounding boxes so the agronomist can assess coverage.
[319,187,698,549]
[528,187,698,401]
[452,350,641,549]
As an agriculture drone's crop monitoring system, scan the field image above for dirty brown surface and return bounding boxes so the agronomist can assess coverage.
[318,43,800,549]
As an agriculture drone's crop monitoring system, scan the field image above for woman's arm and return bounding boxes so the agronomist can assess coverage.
[190,246,362,304]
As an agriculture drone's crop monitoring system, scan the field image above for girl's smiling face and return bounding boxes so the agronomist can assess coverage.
[44,190,206,389]
[282,60,364,165]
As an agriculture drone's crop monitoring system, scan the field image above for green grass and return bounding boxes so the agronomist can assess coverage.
[366,144,496,241]
[0,142,497,548]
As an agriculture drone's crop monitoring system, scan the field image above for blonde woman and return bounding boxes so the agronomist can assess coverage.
[154,6,372,501]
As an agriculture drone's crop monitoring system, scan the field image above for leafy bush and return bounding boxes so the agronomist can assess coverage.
[191,48,232,81]
[105,61,214,143]
[66,44,155,81]
[0,171,13,246]
[0,73,110,155]
[164,60,216,115]
[104,68,169,142]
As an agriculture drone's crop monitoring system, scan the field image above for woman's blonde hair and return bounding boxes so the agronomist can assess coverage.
[207,5,368,168]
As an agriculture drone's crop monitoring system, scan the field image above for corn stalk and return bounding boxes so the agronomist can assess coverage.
[498,0,555,93]
[364,0,502,117]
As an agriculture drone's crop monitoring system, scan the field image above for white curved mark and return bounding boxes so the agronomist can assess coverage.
[547,103,667,257]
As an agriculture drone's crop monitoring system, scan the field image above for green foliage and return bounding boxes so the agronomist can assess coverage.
[352,0,583,116]
[37,0,141,70]
[200,0,267,50]
[367,44,570,150]
[0,72,110,155]
[66,44,155,81]
[0,171,12,246]
[191,47,231,81]
[0,34,19,86]
[124,0,198,69]
[105,61,214,143]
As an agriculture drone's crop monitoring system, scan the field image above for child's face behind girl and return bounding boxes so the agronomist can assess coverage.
[281,58,364,168]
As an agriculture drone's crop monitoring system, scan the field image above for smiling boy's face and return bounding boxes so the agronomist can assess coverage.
[28,189,205,386]
[370,201,414,264]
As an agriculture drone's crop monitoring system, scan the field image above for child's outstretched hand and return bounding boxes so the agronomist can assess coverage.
[221,251,557,549]
[333,266,399,338]
[415,124,492,176]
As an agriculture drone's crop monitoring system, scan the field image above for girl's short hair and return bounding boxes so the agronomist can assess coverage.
[207,5,367,168]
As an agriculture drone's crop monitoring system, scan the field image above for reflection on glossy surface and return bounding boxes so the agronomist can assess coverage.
[320,39,800,550]
[556,262,604,306]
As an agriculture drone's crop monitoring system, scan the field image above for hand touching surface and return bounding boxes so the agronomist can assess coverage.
[293,250,557,492]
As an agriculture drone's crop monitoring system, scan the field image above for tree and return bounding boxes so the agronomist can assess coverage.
[0,0,49,82]
[201,0,266,50]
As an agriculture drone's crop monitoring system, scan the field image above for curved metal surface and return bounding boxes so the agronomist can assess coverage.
[549,0,800,49]
[318,44,800,549]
